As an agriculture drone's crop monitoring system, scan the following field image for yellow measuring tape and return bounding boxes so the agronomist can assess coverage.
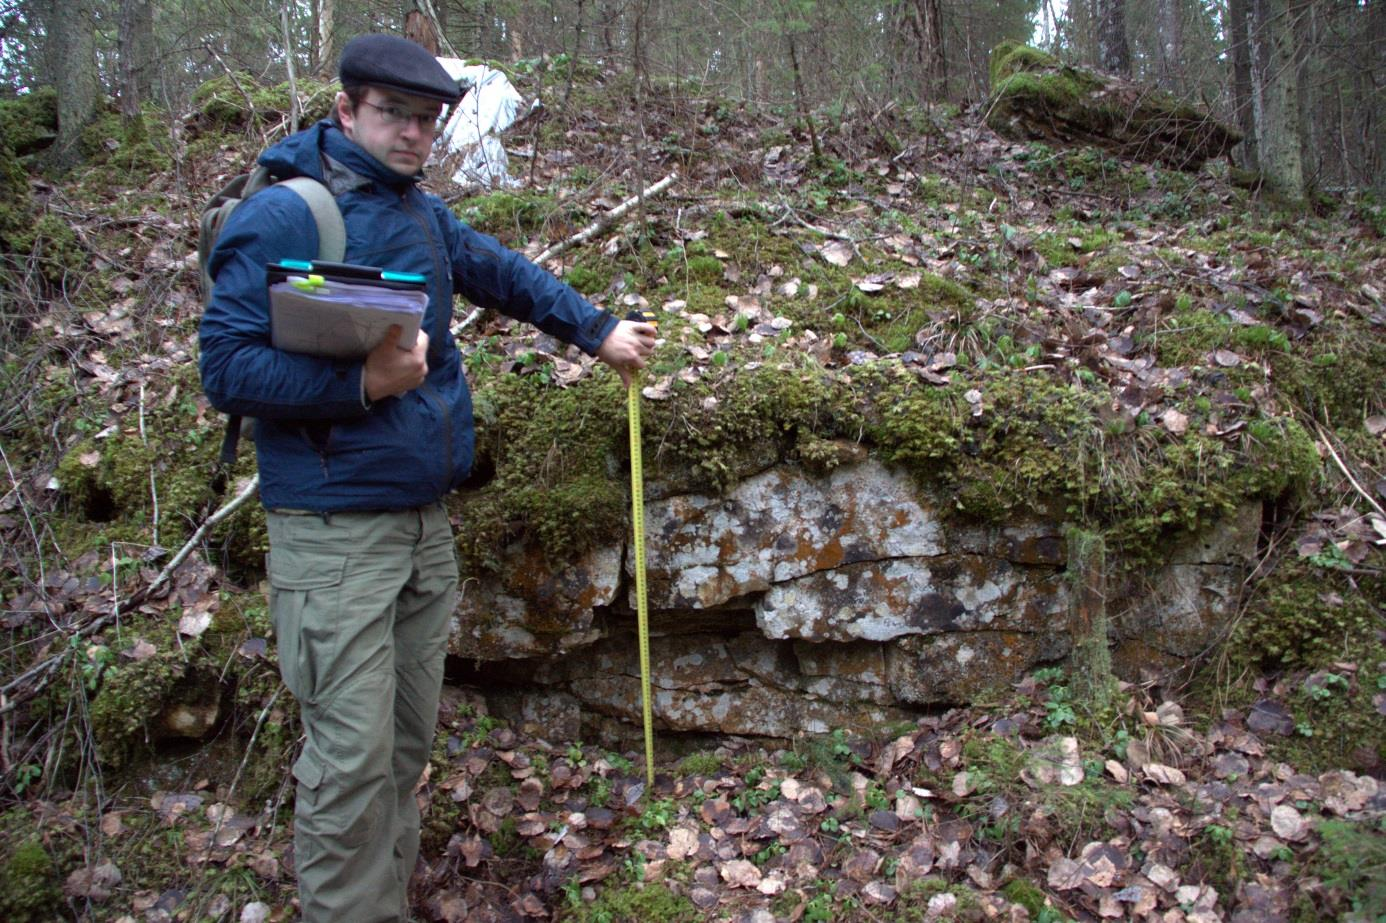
[626,310,657,789]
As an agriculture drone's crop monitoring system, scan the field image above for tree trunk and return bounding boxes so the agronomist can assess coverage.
[51,0,99,170]
[1095,0,1130,74]
[317,0,336,78]
[406,10,439,54]
[1228,0,1258,169]
[910,0,947,101]
[117,0,153,123]
[1257,0,1305,195]
[1156,0,1182,91]
[787,32,821,159]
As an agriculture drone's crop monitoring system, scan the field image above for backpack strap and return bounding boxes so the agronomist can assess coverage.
[211,174,346,493]
[279,176,347,262]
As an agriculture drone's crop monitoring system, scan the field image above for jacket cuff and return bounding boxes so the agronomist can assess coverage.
[575,309,620,356]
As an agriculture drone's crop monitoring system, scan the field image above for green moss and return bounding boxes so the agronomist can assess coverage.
[1312,818,1386,919]
[563,263,610,295]
[675,751,723,776]
[4,212,84,283]
[457,190,563,243]
[564,879,699,922]
[191,74,337,132]
[857,273,976,349]
[1032,227,1118,267]
[78,106,174,177]
[0,834,64,922]
[1001,877,1048,915]
[89,636,200,767]
[988,41,1059,89]
[455,372,629,571]
[1234,561,1381,669]
[0,87,58,158]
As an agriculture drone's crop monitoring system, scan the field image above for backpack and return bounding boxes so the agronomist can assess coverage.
[198,164,347,491]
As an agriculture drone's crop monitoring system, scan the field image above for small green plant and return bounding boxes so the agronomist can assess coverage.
[632,797,675,835]
[1308,672,1350,701]
[1204,824,1233,846]
[1043,684,1077,731]
[12,764,41,795]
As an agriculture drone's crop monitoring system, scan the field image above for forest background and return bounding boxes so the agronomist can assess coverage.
[3,0,1384,198]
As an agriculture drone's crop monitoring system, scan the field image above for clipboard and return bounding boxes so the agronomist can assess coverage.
[266,260,430,358]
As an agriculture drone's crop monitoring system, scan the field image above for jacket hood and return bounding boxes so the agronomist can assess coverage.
[258,120,419,190]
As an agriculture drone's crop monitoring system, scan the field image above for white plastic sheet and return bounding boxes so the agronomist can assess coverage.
[435,59,525,188]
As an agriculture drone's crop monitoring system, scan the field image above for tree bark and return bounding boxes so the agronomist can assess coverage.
[117,0,153,123]
[905,0,947,101]
[51,0,100,170]
[405,10,440,55]
[1156,0,1182,91]
[1095,0,1130,74]
[1228,0,1258,170]
[1256,0,1305,195]
[317,0,336,79]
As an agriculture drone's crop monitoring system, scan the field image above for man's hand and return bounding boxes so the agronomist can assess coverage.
[595,319,657,387]
[364,325,429,402]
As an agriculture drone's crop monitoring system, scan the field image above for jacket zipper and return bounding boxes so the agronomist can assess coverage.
[401,187,454,493]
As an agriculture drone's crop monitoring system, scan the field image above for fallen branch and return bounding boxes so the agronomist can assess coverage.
[150,474,260,593]
[452,171,680,336]
[0,475,261,716]
[1316,423,1386,518]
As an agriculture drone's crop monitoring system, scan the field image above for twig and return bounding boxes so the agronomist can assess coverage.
[0,440,46,593]
[281,10,300,134]
[139,382,159,549]
[1316,423,1386,517]
[535,171,678,266]
[206,681,284,861]
[203,41,263,143]
[452,172,679,336]
[150,474,260,592]
[0,475,259,715]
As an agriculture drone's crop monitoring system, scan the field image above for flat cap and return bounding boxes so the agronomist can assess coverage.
[339,34,461,104]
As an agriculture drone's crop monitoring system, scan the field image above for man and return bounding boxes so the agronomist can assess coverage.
[198,33,655,923]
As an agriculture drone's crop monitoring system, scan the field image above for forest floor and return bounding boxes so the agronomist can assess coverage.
[0,59,1384,921]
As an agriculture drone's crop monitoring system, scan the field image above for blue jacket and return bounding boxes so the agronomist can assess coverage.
[199,121,617,512]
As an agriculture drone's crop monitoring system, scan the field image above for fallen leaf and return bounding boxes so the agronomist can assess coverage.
[719,859,762,888]
[1270,803,1309,840]
[64,862,122,901]
[667,826,699,860]
[821,240,853,267]
[1161,408,1189,435]
[178,610,213,638]
[1143,763,1187,785]
[240,902,270,923]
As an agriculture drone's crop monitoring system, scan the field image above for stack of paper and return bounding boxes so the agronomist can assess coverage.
[269,278,428,358]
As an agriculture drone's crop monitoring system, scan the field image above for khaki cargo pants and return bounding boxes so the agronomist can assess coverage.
[267,503,456,923]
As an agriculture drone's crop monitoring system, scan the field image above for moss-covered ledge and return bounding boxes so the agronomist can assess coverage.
[452,356,1316,578]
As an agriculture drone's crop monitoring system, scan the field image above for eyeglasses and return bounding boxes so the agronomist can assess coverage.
[359,99,447,135]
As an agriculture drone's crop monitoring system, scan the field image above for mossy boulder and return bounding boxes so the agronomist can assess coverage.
[986,41,1240,170]
[0,87,59,158]
[190,74,338,132]
[0,827,65,922]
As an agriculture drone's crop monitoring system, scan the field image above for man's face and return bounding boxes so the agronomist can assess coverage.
[337,88,442,176]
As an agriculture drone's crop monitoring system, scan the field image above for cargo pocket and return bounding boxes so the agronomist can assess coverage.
[292,745,379,851]
[268,549,346,705]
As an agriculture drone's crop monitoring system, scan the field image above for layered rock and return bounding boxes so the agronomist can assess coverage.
[450,459,1258,741]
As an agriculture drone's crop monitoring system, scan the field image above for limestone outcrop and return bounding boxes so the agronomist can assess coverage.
[451,459,1259,741]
